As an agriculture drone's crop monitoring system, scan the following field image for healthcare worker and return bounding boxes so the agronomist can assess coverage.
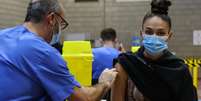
[0,0,117,101]
[92,28,120,85]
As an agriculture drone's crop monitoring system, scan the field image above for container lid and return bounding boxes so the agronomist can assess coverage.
[62,41,92,55]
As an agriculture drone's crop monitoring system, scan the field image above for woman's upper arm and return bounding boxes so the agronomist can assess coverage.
[111,63,128,101]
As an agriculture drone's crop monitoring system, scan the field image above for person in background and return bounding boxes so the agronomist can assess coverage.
[0,0,118,101]
[111,0,197,101]
[92,28,120,85]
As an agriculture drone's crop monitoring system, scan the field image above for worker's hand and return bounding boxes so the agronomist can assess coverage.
[98,68,118,88]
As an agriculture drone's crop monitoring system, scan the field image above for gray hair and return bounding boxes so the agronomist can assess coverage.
[24,0,62,23]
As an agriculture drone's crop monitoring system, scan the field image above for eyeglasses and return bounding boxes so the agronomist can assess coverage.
[54,13,69,30]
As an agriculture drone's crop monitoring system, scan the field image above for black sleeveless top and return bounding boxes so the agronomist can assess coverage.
[114,47,197,101]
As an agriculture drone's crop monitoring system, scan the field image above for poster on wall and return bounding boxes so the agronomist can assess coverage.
[116,0,150,2]
[193,30,201,46]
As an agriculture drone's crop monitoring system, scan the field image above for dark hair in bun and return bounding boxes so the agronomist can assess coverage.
[151,0,171,15]
[143,0,172,29]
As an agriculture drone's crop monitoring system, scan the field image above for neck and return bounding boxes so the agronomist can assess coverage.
[143,51,162,61]
[23,22,48,42]
[103,41,115,48]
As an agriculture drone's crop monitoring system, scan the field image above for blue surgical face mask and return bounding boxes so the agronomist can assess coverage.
[50,32,61,45]
[142,34,168,56]
[50,19,62,45]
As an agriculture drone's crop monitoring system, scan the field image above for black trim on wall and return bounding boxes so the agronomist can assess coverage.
[75,0,98,2]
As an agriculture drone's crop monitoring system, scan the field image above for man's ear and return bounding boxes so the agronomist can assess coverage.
[46,12,55,26]
[114,38,118,43]
[99,38,104,45]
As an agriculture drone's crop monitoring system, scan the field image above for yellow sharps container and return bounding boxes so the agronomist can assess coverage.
[62,41,93,86]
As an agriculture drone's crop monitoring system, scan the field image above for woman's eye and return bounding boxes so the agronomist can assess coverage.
[145,30,153,35]
[157,32,166,36]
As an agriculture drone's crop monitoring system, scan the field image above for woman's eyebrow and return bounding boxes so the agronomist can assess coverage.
[145,27,152,30]
[157,28,167,32]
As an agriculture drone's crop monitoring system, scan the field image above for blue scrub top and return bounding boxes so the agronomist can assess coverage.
[92,47,119,80]
[0,25,80,101]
